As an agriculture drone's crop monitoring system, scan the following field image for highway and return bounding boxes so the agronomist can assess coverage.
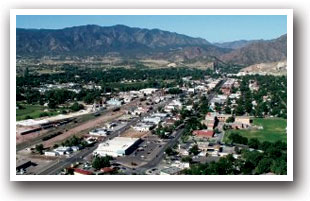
[37,116,140,175]
[135,127,185,174]
[35,79,226,175]
[122,78,227,174]
[36,98,170,175]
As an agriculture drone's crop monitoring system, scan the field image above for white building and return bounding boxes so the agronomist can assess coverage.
[132,123,153,132]
[71,146,80,152]
[139,88,158,95]
[89,128,107,137]
[93,137,141,157]
[143,116,161,125]
[44,151,59,157]
[54,146,72,155]
[107,98,122,106]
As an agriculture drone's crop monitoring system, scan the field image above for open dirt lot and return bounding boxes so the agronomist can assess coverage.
[42,110,125,147]
[121,128,149,138]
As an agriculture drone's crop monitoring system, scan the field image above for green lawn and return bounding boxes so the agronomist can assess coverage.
[16,104,59,121]
[224,118,287,143]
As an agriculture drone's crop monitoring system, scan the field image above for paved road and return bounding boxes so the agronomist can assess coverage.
[121,79,226,175]
[35,80,225,176]
[36,99,170,175]
[37,117,140,175]
[120,125,184,175]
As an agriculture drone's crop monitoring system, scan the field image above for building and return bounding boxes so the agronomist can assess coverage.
[44,151,59,157]
[139,88,158,95]
[93,137,142,157]
[163,118,176,127]
[235,116,252,125]
[132,123,153,132]
[89,128,107,136]
[54,146,72,155]
[106,98,123,106]
[249,80,259,91]
[74,168,94,175]
[160,167,182,175]
[143,116,161,125]
[71,146,80,152]
[192,130,214,138]
[205,112,231,123]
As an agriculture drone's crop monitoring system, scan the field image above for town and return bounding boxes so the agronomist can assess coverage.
[16,64,287,176]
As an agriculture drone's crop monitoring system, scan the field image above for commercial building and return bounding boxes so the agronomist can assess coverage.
[89,128,107,136]
[44,151,59,157]
[192,130,214,138]
[93,137,142,157]
[132,123,153,132]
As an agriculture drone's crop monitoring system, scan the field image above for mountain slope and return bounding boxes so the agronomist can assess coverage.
[16,25,287,67]
[16,24,226,58]
[213,39,263,49]
[220,34,287,66]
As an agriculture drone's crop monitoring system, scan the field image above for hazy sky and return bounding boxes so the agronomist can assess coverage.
[16,15,287,43]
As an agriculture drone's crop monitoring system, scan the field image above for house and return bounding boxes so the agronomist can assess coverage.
[163,118,176,127]
[235,116,252,125]
[249,80,259,91]
[171,161,190,169]
[100,167,115,173]
[74,168,94,175]
[143,116,161,125]
[192,130,214,138]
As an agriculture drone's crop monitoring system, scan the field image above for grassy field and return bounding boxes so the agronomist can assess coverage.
[224,118,287,143]
[16,104,59,121]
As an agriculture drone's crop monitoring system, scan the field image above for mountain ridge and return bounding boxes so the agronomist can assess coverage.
[16,24,287,66]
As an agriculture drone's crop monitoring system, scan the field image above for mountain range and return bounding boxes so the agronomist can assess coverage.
[16,24,287,66]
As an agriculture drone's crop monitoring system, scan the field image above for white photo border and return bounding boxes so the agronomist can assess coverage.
[10,9,293,181]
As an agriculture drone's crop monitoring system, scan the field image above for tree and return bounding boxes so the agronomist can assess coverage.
[35,144,44,154]
[235,105,245,116]
[48,98,57,109]
[228,133,248,145]
[255,158,273,174]
[165,147,178,156]
[70,102,84,112]
[248,138,260,149]
[259,141,272,151]
[271,158,287,175]
[226,116,235,123]
[92,155,112,170]
[189,145,200,155]
[224,105,232,114]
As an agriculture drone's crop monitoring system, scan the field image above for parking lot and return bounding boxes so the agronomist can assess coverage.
[115,134,166,168]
